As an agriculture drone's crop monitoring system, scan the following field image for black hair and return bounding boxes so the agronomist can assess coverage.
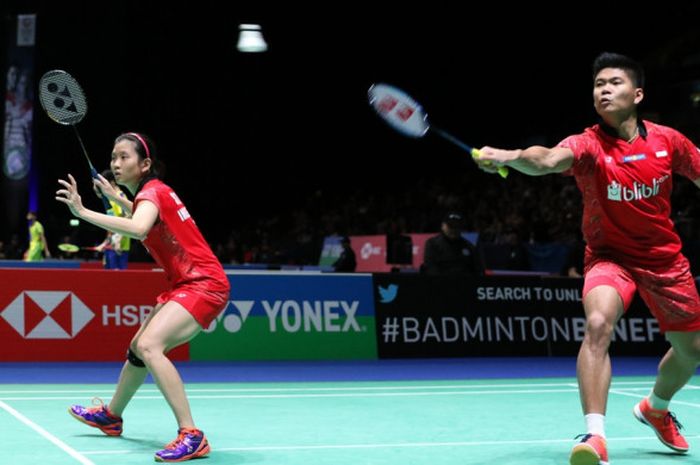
[592,52,645,88]
[101,168,115,182]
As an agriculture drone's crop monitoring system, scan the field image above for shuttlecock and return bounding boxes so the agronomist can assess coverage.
[237,24,268,53]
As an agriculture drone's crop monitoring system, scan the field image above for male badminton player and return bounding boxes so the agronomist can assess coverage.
[56,132,229,462]
[474,52,700,465]
[94,169,131,269]
[23,211,51,261]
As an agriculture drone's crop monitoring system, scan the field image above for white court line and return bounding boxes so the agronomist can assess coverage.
[610,389,700,408]
[80,434,700,455]
[0,400,95,465]
[0,380,661,395]
[1,389,584,401]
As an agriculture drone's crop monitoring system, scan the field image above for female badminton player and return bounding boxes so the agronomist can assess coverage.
[56,132,229,462]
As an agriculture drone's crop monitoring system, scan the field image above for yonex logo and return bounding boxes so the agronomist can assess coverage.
[203,300,253,333]
[203,299,363,334]
[0,291,95,339]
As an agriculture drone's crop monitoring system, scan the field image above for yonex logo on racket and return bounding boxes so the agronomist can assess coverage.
[0,291,94,339]
[39,70,88,126]
[376,95,398,113]
[46,81,80,114]
[376,95,415,122]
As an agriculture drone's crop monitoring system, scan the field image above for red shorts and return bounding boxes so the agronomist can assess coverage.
[157,280,230,328]
[583,253,700,332]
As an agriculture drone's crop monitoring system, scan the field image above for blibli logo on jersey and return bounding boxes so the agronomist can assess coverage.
[607,176,668,202]
[607,181,621,201]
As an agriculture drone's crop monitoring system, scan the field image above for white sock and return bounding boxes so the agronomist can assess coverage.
[585,413,606,438]
[649,391,670,411]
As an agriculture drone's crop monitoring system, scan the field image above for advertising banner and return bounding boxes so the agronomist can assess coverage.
[0,269,186,361]
[191,273,377,360]
[373,274,666,358]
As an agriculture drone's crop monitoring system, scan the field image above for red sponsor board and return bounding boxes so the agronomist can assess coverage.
[0,269,188,361]
[410,233,433,268]
[351,235,390,272]
[351,233,435,272]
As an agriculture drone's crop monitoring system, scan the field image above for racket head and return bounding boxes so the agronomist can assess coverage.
[58,243,80,253]
[38,70,88,125]
[368,83,429,138]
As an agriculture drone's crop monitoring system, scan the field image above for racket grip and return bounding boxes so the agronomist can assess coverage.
[100,195,111,212]
[470,149,509,179]
[89,167,112,212]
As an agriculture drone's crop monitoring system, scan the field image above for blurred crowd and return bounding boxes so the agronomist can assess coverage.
[207,170,700,275]
[3,167,700,275]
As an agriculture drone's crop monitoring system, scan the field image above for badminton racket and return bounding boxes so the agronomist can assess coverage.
[58,243,105,253]
[368,83,508,178]
[38,70,112,211]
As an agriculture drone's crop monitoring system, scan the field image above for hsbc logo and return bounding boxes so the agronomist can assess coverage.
[1,291,95,339]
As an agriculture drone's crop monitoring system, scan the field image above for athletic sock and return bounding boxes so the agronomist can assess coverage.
[649,391,670,411]
[584,413,606,438]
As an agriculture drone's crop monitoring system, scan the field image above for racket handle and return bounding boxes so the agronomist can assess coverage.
[471,149,509,178]
[89,167,112,212]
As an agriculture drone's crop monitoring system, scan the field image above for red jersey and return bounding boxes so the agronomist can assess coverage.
[559,120,700,267]
[134,179,228,290]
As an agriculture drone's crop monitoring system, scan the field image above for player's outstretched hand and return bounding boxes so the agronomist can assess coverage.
[474,146,518,174]
[56,174,86,218]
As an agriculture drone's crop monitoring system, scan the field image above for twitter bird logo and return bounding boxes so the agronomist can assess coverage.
[378,284,398,303]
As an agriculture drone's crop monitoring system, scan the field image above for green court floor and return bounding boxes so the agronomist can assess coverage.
[1,377,699,464]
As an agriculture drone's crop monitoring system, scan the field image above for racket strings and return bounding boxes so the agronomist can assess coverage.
[38,71,87,125]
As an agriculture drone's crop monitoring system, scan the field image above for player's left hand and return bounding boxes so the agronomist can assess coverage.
[56,174,86,217]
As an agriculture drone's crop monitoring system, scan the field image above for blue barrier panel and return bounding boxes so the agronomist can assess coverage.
[0,259,81,269]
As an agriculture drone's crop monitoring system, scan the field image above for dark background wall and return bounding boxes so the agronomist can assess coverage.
[3,2,700,251]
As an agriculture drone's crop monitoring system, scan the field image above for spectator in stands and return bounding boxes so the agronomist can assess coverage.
[422,212,483,275]
[563,238,585,278]
[475,52,700,465]
[333,236,356,272]
[500,228,530,271]
[6,234,23,259]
